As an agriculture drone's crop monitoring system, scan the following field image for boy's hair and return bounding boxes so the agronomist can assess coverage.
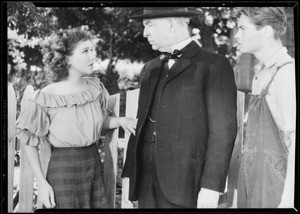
[231,7,287,39]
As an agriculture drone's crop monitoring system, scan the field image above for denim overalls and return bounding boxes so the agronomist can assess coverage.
[237,61,294,208]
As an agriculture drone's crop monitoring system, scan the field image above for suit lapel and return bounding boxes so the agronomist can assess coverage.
[165,41,199,84]
[141,41,199,108]
[142,57,163,109]
[166,59,191,84]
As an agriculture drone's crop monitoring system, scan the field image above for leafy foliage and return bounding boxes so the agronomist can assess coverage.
[8,4,240,210]
[8,4,238,118]
[8,4,160,109]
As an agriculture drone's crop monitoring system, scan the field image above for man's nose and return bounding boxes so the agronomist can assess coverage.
[143,27,149,38]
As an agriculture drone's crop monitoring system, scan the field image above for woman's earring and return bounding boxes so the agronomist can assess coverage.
[66,62,71,69]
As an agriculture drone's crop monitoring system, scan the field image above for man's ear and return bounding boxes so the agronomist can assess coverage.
[262,25,275,39]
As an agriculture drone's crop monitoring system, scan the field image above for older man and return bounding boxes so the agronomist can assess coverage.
[122,7,237,208]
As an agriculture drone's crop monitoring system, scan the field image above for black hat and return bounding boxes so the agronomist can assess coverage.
[128,7,203,20]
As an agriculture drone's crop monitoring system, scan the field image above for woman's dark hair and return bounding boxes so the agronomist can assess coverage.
[231,7,287,39]
[41,29,94,83]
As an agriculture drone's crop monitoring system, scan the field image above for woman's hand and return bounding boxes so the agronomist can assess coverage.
[38,179,56,208]
[22,145,56,208]
[119,117,138,136]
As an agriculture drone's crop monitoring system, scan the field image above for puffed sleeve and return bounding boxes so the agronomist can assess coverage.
[16,98,50,147]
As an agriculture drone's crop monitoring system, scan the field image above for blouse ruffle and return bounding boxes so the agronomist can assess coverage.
[33,77,108,108]
[16,77,109,147]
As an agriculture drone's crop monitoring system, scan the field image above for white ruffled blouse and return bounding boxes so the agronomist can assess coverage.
[16,77,109,147]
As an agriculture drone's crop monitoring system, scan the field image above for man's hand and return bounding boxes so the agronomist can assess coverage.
[197,188,220,208]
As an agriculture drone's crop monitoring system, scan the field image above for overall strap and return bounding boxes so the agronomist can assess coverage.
[263,61,294,92]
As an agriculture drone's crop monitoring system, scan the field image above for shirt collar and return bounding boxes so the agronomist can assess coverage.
[254,62,265,73]
[254,47,288,73]
[263,47,288,69]
[171,37,192,53]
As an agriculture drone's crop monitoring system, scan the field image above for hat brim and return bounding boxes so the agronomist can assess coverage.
[129,8,203,20]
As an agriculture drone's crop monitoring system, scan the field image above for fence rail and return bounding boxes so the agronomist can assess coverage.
[7,84,244,211]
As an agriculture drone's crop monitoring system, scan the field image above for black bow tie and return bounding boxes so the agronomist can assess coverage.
[159,49,182,62]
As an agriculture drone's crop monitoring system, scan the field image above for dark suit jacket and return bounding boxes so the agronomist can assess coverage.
[122,41,237,207]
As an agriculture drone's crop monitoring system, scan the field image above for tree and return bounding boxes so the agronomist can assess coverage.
[8,3,239,114]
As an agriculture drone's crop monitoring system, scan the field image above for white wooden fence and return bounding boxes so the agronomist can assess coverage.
[7,83,244,212]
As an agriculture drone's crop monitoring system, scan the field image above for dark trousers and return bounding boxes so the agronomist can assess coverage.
[138,140,184,208]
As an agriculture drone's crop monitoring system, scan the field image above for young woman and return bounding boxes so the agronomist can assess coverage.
[16,29,137,209]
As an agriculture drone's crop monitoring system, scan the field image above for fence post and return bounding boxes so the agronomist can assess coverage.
[226,90,245,208]
[18,85,35,212]
[121,89,139,208]
[103,93,120,208]
[8,83,17,212]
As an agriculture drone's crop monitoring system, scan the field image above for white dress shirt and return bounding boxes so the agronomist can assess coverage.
[168,37,192,69]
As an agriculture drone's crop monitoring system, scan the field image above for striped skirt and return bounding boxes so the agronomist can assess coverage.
[45,143,108,209]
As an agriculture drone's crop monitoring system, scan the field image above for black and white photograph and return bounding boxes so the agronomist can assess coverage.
[2,1,298,213]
